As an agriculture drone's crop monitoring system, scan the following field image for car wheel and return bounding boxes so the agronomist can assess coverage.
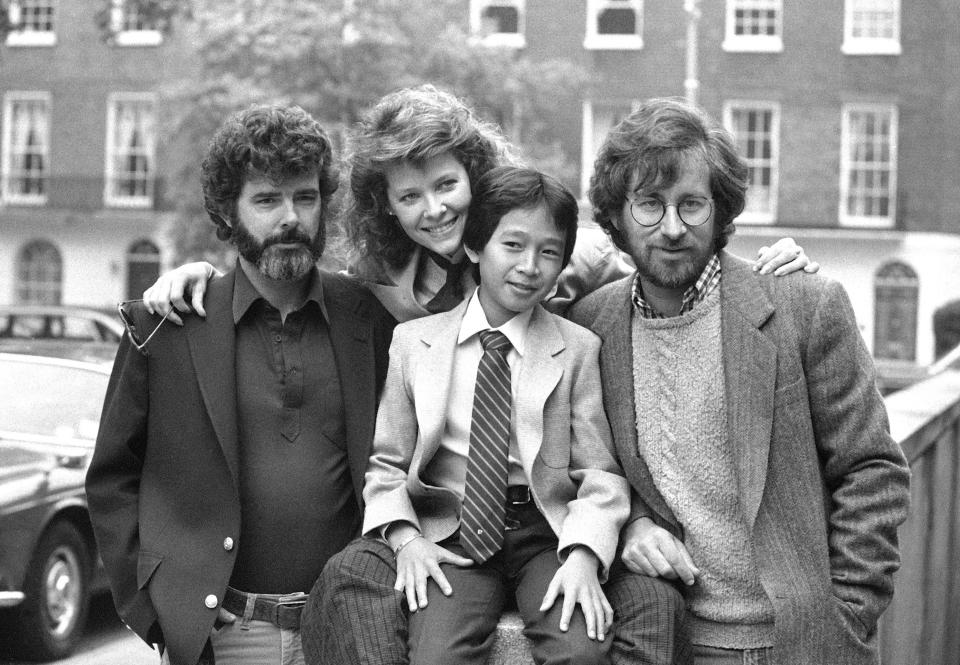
[5,520,91,661]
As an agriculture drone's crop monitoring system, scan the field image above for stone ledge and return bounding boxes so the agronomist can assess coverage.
[488,610,533,664]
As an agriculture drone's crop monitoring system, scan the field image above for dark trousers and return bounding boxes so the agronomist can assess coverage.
[302,509,690,665]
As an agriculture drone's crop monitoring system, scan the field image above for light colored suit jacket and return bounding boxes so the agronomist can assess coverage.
[362,299,630,577]
[569,252,910,665]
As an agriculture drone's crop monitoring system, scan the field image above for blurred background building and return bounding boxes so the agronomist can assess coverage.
[1,0,958,389]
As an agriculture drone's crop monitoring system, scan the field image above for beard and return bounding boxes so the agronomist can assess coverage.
[635,241,713,292]
[232,220,325,281]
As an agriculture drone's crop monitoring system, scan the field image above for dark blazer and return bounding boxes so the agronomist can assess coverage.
[85,268,394,665]
[569,252,910,665]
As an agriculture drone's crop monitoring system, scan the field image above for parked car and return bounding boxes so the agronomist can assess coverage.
[0,353,112,661]
[0,304,123,363]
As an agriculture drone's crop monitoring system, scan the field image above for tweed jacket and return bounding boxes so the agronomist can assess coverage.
[361,298,631,577]
[85,268,395,665]
[568,252,910,665]
[348,225,632,322]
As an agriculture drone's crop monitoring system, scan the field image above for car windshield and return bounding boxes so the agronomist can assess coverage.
[0,359,108,441]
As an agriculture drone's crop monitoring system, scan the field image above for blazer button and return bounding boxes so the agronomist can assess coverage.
[205,594,218,609]
[223,537,234,551]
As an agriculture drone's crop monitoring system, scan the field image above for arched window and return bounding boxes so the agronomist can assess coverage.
[874,261,918,361]
[16,239,62,304]
[126,239,160,300]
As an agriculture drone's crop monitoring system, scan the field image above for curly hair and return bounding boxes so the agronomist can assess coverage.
[463,165,578,271]
[201,104,339,241]
[341,85,521,272]
[588,97,747,254]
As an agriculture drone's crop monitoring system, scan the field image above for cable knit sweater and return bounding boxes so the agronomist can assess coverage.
[631,287,775,648]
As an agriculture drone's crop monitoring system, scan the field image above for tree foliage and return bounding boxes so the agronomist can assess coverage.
[157,0,586,267]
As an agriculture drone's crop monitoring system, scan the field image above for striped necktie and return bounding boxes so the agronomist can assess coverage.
[460,329,512,563]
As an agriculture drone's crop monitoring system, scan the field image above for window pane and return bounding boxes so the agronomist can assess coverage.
[598,7,636,35]
[16,240,62,305]
[15,0,55,32]
[106,97,155,204]
[727,105,777,217]
[4,97,49,202]
[482,5,519,33]
[843,107,895,222]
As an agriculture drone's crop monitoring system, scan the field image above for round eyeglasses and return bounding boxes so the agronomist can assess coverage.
[629,196,713,227]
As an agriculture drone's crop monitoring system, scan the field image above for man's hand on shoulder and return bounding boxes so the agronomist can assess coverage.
[620,517,700,586]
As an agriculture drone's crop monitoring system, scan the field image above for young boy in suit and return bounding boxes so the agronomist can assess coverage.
[341,165,676,665]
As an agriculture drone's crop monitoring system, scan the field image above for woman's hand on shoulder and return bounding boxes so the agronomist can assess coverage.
[142,262,220,325]
[753,237,821,276]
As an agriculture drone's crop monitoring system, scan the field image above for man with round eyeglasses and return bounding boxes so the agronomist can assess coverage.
[569,97,910,665]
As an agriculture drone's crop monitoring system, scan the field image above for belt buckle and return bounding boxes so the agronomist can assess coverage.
[272,594,307,628]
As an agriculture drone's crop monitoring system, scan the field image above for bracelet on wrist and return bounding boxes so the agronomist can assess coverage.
[392,532,423,558]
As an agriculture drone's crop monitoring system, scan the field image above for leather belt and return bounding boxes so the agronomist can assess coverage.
[507,485,532,505]
[222,587,306,630]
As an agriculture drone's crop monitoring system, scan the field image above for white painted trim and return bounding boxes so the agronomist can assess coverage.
[469,0,526,48]
[842,0,900,56]
[583,0,643,50]
[723,0,783,53]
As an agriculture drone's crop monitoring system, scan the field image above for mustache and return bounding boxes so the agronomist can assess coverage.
[263,228,313,247]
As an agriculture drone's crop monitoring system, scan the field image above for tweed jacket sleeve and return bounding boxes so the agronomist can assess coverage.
[794,277,910,631]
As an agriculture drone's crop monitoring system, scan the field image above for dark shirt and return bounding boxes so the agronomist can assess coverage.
[228,266,359,593]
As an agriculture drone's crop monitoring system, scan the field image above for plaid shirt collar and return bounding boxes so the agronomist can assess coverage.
[632,254,722,319]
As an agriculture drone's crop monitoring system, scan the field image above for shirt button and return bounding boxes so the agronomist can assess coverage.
[223,537,234,551]
[273,334,282,343]
[205,594,218,609]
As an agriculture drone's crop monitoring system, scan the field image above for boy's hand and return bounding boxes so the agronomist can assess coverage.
[620,517,700,586]
[393,536,473,612]
[753,237,820,276]
[142,262,220,325]
[539,546,612,641]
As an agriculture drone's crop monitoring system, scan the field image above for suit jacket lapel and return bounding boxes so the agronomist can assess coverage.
[324,276,381,506]
[514,306,563,475]
[413,301,465,462]
[185,270,240,488]
[593,277,678,527]
[720,253,776,530]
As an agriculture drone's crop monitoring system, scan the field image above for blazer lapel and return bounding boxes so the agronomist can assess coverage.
[720,253,776,530]
[185,271,240,488]
[412,302,465,462]
[592,277,678,527]
[514,306,564,476]
[364,248,431,323]
[324,277,381,506]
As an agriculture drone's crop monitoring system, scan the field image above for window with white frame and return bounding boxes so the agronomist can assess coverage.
[16,239,62,305]
[104,94,156,208]
[580,100,637,198]
[584,0,643,50]
[5,0,56,47]
[839,104,897,227]
[723,0,783,53]
[108,0,163,46]
[470,0,525,48]
[2,93,50,205]
[843,0,900,55]
[723,101,779,223]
